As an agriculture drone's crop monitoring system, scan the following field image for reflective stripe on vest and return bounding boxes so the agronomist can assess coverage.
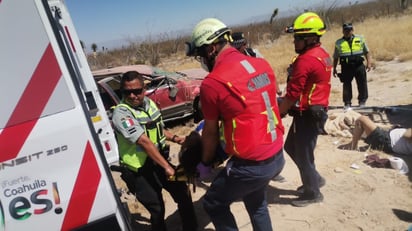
[116,100,165,171]
[336,35,365,58]
[209,57,281,156]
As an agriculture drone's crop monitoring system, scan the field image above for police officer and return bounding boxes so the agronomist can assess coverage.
[333,23,371,109]
[279,12,331,207]
[112,71,197,231]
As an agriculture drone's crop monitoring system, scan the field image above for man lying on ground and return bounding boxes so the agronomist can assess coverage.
[340,115,412,155]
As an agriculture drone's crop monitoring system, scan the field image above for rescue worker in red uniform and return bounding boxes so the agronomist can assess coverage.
[279,12,332,207]
[186,18,285,230]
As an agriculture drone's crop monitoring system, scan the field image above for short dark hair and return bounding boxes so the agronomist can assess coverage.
[120,71,144,91]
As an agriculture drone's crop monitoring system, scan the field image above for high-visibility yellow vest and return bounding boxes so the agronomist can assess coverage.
[335,35,367,65]
[116,100,166,172]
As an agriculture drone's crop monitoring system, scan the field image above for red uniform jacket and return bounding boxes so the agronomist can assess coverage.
[203,47,284,160]
[286,44,332,111]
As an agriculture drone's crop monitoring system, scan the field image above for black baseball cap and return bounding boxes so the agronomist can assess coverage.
[231,32,246,49]
[343,23,353,30]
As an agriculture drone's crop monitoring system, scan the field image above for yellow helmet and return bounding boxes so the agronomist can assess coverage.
[293,12,326,36]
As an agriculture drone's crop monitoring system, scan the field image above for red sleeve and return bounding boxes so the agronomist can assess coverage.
[285,56,311,101]
[200,78,220,120]
[200,77,244,120]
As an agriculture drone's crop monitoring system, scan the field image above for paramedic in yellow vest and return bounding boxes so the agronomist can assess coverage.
[333,23,371,109]
[112,71,197,231]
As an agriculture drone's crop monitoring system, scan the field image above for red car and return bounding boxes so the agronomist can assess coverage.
[92,65,207,122]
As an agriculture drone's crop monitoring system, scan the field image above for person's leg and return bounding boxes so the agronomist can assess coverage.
[342,67,355,106]
[355,64,368,105]
[285,117,321,191]
[284,118,296,160]
[351,115,378,149]
[203,169,238,231]
[296,117,319,196]
[403,128,412,140]
[162,180,198,231]
[243,184,271,231]
[287,114,322,206]
[242,152,284,231]
[285,116,314,186]
[203,152,284,231]
[133,169,167,231]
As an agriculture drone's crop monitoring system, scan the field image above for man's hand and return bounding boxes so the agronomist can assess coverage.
[165,165,175,177]
[165,130,185,144]
[137,134,175,177]
[172,135,185,144]
[366,63,371,72]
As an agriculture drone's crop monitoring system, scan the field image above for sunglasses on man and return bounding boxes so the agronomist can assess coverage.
[294,35,307,41]
[122,88,144,96]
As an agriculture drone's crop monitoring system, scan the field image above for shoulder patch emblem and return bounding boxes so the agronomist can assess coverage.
[121,118,135,128]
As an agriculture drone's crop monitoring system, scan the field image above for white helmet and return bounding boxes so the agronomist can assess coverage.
[186,18,230,56]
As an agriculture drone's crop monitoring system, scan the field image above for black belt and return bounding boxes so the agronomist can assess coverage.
[232,154,277,166]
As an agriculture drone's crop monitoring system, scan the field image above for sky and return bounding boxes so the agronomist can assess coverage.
[64,0,364,50]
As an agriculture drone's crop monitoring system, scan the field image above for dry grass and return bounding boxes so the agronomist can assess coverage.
[158,11,412,86]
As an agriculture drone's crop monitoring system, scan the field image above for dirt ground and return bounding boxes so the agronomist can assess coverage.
[112,59,412,231]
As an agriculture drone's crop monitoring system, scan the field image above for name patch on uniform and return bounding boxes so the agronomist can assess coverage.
[247,73,271,91]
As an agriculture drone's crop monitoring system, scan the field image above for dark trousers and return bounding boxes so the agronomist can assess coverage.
[284,113,321,197]
[341,63,368,105]
[203,150,285,231]
[128,160,197,231]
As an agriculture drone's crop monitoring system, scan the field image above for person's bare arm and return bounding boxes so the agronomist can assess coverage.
[201,119,220,164]
[365,52,372,71]
[333,58,339,77]
[164,130,185,144]
[402,128,412,142]
[137,134,175,177]
[276,79,283,96]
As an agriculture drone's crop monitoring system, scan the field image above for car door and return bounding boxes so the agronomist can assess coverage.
[97,76,121,119]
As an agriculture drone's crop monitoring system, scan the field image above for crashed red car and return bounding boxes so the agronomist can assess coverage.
[92,65,207,122]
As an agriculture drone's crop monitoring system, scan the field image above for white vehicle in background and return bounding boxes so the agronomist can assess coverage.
[0,0,131,230]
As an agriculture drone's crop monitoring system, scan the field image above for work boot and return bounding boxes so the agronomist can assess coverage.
[297,176,326,194]
[291,192,324,207]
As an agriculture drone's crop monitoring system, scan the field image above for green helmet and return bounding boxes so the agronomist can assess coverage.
[293,12,326,36]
